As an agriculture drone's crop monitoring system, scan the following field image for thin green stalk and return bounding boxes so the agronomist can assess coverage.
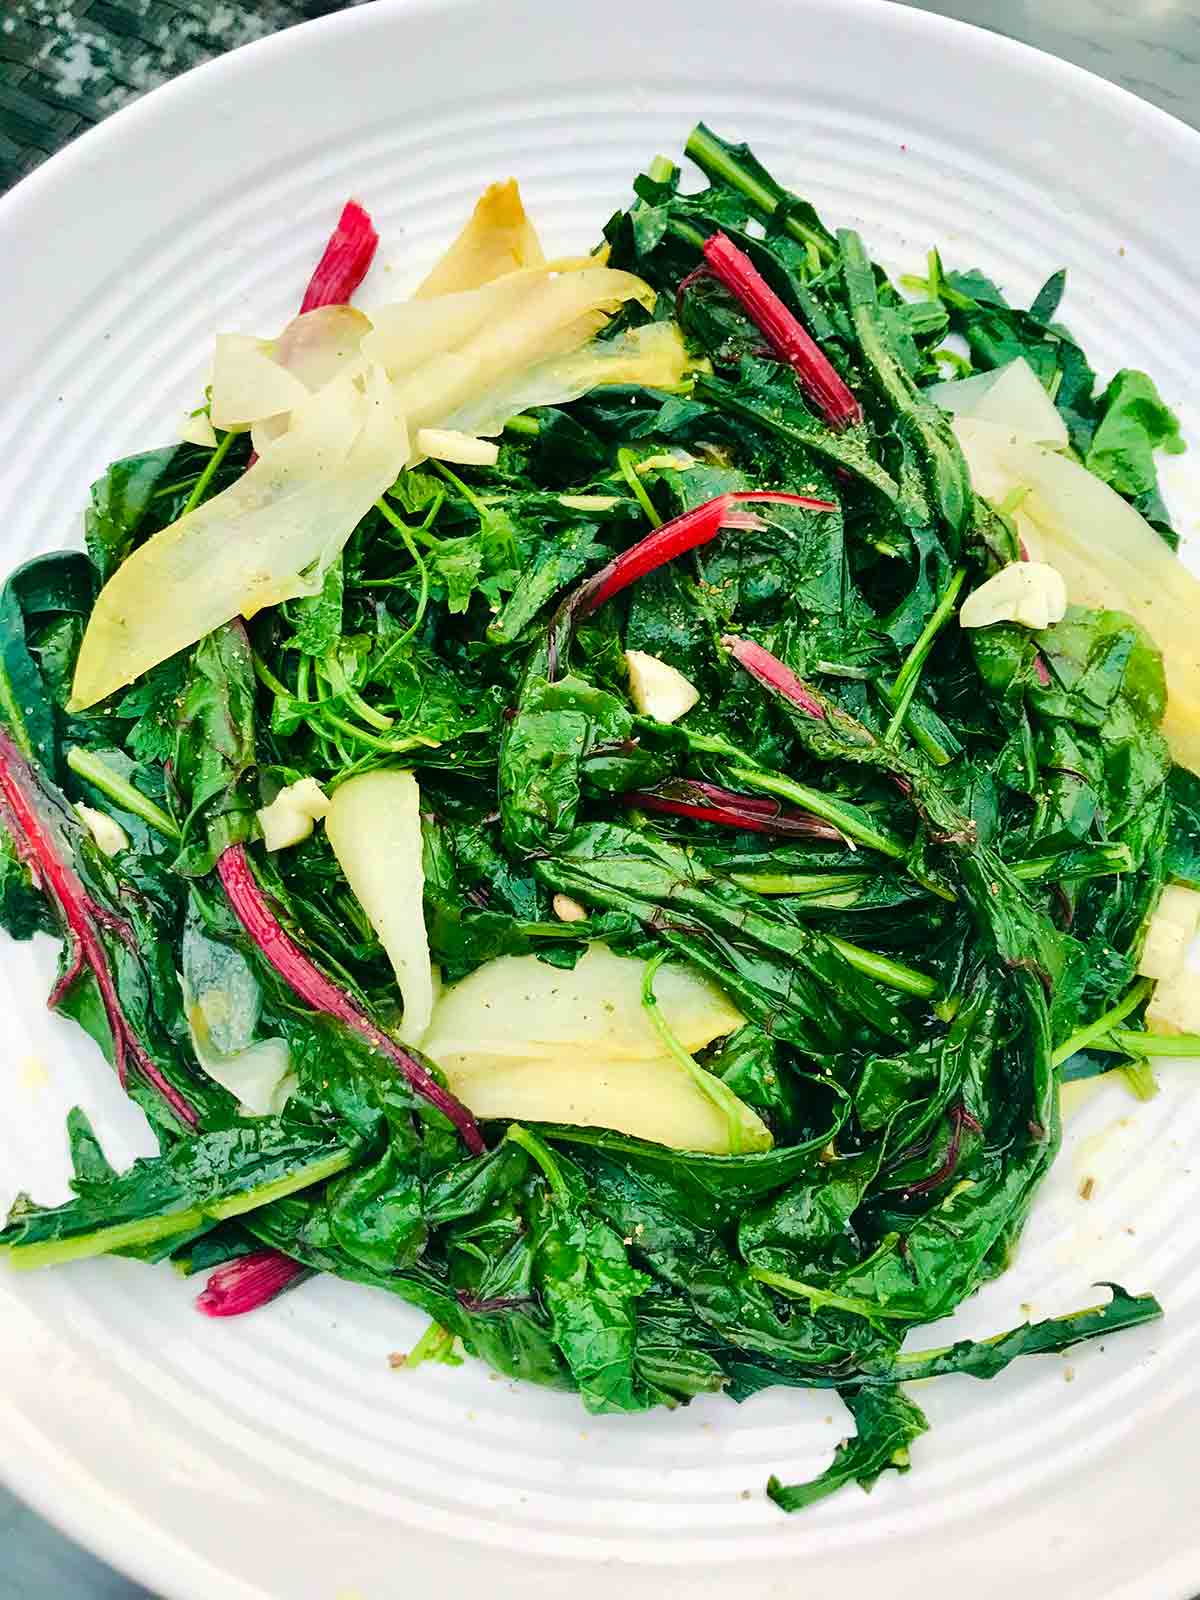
[827,935,939,1000]
[506,1123,567,1195]
[66,746,180,839]
[727,764,907,861]
[667,215,708,250]
[685,123,834,264]
[932,347,972,379]
[431,459,488,515]
[1093,1029,1200,1059]
[730,870,869,898]
[374,497,432,652]
[1011,843,1133,885]
[751,1266,914,1322]
[179,428,236,518]
[321,650,395,732]
[316,711,439,756]
[641,951,767,1153]
[1052,978,1153,1068]
[883,567,967,745]
[616,447,663,527]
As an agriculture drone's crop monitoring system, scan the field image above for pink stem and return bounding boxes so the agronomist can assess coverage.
[298,199,380,314]
[703,231,862,430]
[579,491,834,615]
[245,199,380,468]
[720,635,828,721]
[217,845,485,1154]
[196,1249,308,1317]
[624,779,841,839]
[0,728,198,1129]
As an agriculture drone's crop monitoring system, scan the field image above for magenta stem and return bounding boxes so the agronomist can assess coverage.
[0,728,198,1128]
[623,779,841,839]
[196,1249,308,1318]
[578,491,835,615]
[217,846,485,1153]
[721,635,829,721]
[702,231,862,430]
[299,199,380,314]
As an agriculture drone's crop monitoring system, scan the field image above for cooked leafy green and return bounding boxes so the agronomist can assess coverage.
[0,122,1190,1518]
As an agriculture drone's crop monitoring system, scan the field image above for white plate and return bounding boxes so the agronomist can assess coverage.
[1,2,1199,1596]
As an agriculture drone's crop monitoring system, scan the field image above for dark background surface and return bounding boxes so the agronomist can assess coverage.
[0,1,1196,1596]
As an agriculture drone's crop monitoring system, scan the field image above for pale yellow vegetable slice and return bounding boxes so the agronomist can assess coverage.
[1146,965,1200,1037]
[1138,884,1200,982]
[422,943,743,1062]
[954,416,1200,775]
[325,769,434,1045]
[414,178,545,298]
[444,321,690,438]
[928,357,1068,448]
[210,334,312,428]
[441,1050,770,1155]
[386,269,658,437]
[69,366,408,711]
[179,410,218,448]
[361,273,542,376]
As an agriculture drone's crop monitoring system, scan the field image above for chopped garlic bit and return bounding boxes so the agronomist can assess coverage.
[416,428,499,466]
[959,561,1068,631]
[257,777,331,852]
[625,649,700,725]
[1138,884,1200,982]
[553,893,589,923]
[75,803,129,857]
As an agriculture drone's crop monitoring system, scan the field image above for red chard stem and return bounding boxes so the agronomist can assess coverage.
[299,199,380,313]
[624,779,842,839]
[702,231,862,430]
[721,635,828,721]
[0,727,199,1129]
[217,845,485,1153]
[196,1249,309,1317]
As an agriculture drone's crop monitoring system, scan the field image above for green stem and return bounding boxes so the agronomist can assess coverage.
[684,123,834,264]
[1052,978,1153,1068]
[374,497,432,651]
[883,567,967,745]
[321,650,394,732]
[65,746,180,839]
[431,459,488,514]
[179,428,236,518]
[1094,1028,1200,1059]
[616,447,663,527]
[751,1265,914,1322]
[505,1123,567,1196]
[641,951,767,1153]
[826,936,938,1000]
[4,1147,354,1271]
[1011,843,1133,885]
[730,870,868,899]
[317,711,439,755]
[727,764,907,861]
[667,216,708,250]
